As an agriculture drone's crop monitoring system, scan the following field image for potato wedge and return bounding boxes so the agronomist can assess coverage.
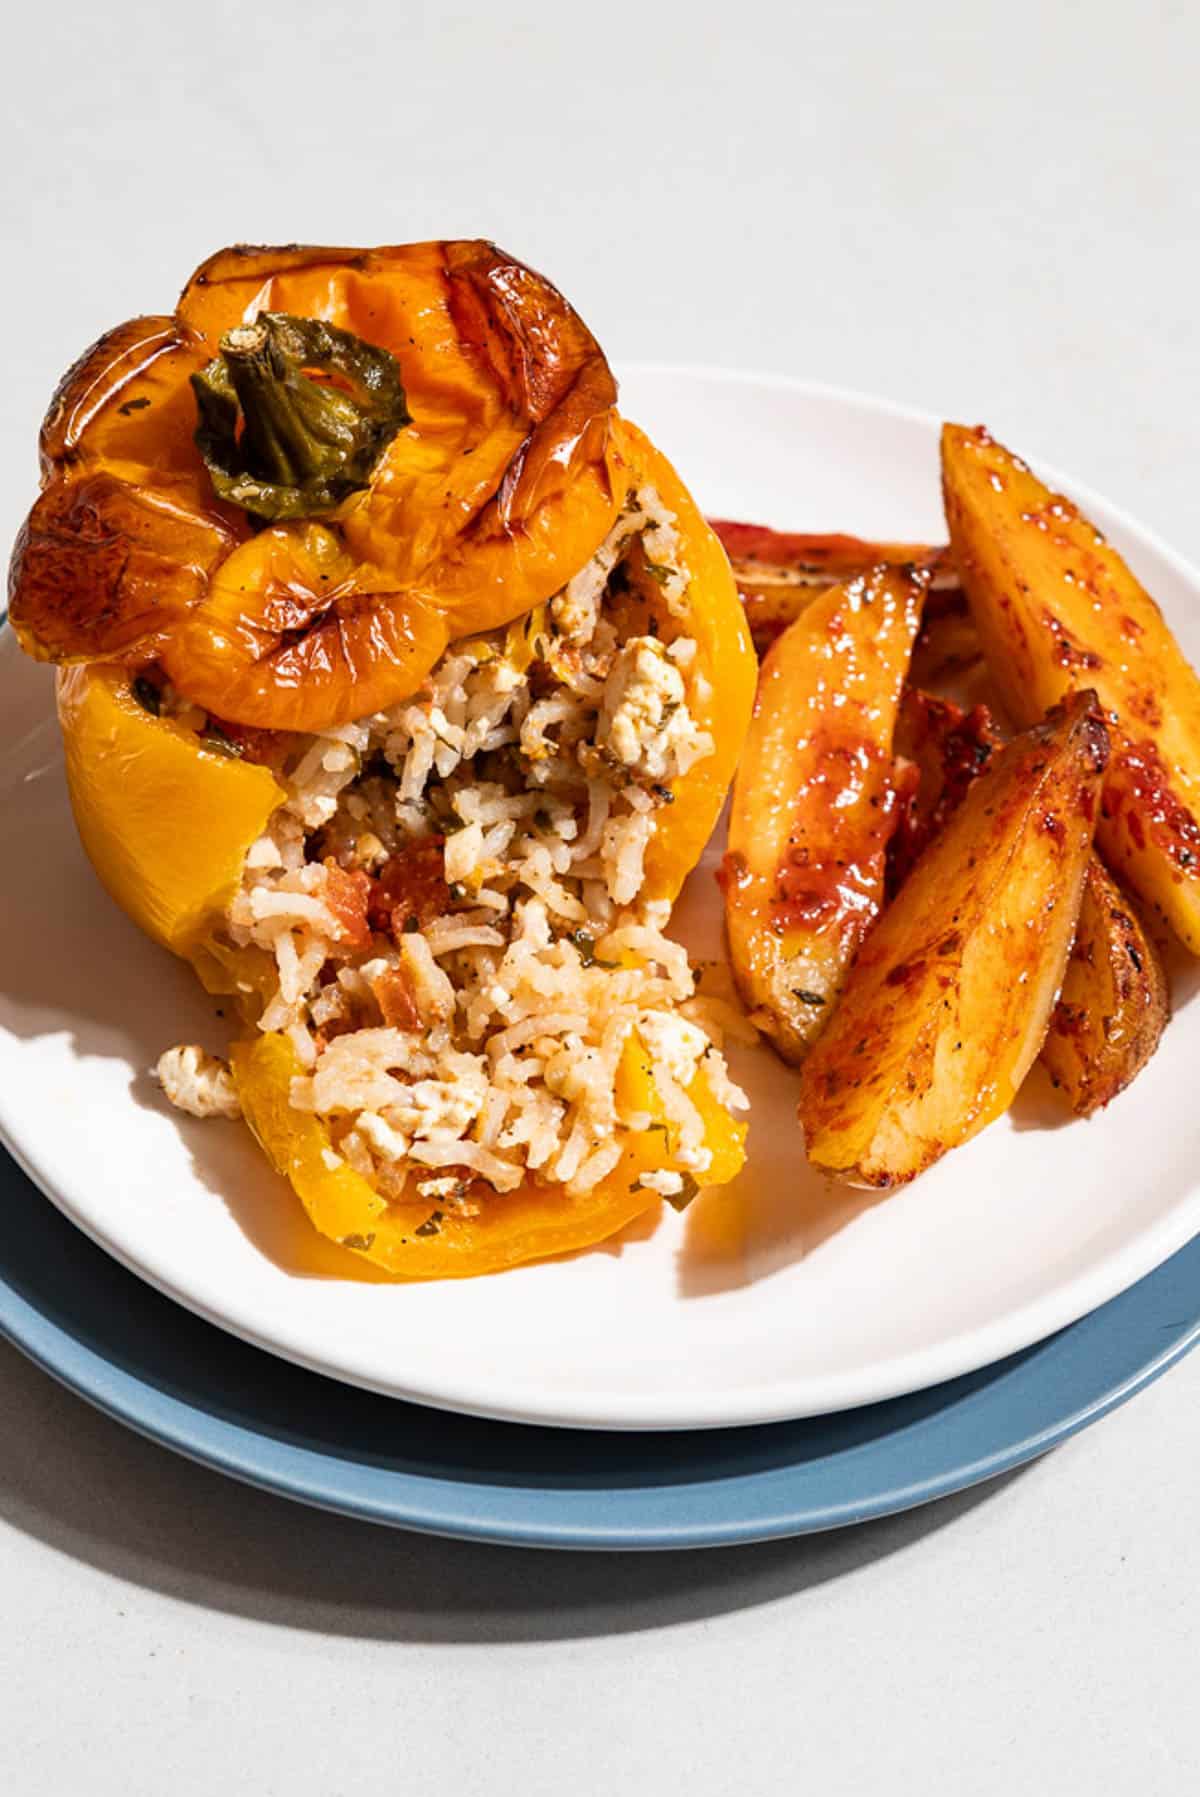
[722,563,927,1063]
[709,519,954,654]
[908,590,986,691]
[1041,858,1169,1116]
[888,688,999,892]
[888,688,1168,1114]
[943,424,1200,953]
[797,691,1108,1187]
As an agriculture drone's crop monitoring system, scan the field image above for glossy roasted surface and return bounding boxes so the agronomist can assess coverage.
[798,692,1107,1186]
[723,563,927,1062]
[943,422,1200,953]
[709,517,954,653]
[10,240,623,731]
[888,687,999,892]
[889,687,1168,1114]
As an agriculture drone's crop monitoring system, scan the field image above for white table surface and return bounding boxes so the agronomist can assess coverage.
[3,1,1199,1789]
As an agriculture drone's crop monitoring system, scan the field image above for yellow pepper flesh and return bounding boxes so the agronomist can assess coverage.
[612,419,757,909]
[234,1029,745,1278]
[57,662,285,963]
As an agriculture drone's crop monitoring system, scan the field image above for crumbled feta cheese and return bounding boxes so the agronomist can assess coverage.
[416,1175,464,1200]
[244,835,284,871]
[355,1110,411,1162]
[154,1045,242,1120]
[638,1169,685,1198]
[290,791,341,829]
[635,1011,709,1087]
[386,1054,488,1140]
[444,820,484,884]
[599,637,713,782]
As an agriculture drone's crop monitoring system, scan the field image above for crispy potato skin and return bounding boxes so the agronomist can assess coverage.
[1041,858,1169,1116]
[723,564,927,1063]
[797,692,1108,1187]
[942,424,1200,953]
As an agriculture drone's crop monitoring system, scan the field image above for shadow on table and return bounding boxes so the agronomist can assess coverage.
[0,1340,1029,1645]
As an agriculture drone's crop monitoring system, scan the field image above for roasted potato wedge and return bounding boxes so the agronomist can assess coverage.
[943,424,1200,954]
[889,688,1167,1113]
[709,519,955,654]
[797,692,1108,1187]
[1041,858,1169,1116]
[908,590,986,691]
[888,688,999,892]
[722,563,927,1063]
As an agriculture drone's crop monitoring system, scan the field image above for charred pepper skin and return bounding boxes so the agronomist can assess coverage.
[10,239,625,732]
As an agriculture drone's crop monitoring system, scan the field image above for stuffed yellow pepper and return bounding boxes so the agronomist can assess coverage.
[10,240,755,1277]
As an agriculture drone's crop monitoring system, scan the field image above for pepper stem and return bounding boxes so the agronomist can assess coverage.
[192,313,409,522]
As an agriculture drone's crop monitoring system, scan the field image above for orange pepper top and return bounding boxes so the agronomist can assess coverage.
[9,240,625,731]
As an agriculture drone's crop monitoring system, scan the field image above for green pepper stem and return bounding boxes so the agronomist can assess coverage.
[192,313,410,523]
[220,321,357,488]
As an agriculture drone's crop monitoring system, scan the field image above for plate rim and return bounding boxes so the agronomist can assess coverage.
[2,1138,1199,1547]
[3,362,1200,1433]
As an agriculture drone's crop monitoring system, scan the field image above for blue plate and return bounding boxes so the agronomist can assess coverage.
[2,1142,1198,1550]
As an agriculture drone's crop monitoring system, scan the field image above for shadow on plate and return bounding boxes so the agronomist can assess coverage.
[1007,1062,1078,1134]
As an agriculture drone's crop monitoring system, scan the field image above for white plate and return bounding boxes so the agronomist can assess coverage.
[3,365,1199,1432]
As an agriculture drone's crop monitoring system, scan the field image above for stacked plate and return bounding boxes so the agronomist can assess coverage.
[3,371,1199,1548]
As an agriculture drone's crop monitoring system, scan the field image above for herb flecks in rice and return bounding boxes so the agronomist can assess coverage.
[190,487,748,1207]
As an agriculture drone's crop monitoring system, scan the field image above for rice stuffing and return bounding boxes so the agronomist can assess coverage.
[161,486,748,1214]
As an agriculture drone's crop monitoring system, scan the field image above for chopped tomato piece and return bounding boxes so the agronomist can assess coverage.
[321,859,372,951]
[367,837,450,936]
[370,964,422,1029]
